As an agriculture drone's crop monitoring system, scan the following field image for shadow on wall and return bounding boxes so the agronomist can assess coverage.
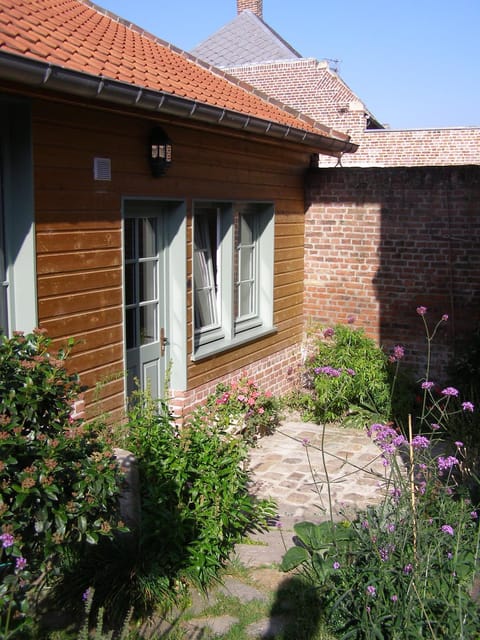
[304,165,480,381]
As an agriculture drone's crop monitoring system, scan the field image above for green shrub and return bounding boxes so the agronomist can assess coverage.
[0,330,125,632]
[126,391,276,591]
[302,324,392,424]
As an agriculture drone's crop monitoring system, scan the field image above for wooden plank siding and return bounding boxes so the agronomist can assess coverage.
[32,97,310,419]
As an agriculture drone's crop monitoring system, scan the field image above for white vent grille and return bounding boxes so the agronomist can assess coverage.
[93,157,112,181]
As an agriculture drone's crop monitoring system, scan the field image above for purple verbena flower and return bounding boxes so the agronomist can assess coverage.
[403,563,413,574]
[431,423,441,431]
[323,327,334,338]
[421,381,435,390]
[462,401,474,412]
[441,524,455,536]
[333,561,340,570]
[347,315,356,324]
[391,595,398,602]
[437,455,459,471]
[392,345,405,360]
[366,585,376,596]
[416,306,427,316]
[315,366,341,378]
[455,441,464,448]
[442,314,449,322]
[15,557,27,572]
[441,386,459,397]
[411,435,430,449]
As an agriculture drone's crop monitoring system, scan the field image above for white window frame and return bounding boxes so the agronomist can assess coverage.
[192,200,275,359]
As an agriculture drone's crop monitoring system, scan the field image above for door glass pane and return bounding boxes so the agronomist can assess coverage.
[125,263,136,306]
[139,261,157,302]
[140,304,157,345]
[124,218,135,260]
[139,218,156,258]
[125,308,136,349]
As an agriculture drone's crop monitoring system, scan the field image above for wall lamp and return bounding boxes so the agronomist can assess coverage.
[148,127,172,177]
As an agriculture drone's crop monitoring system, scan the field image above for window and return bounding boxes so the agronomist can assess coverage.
[193,201,275,358]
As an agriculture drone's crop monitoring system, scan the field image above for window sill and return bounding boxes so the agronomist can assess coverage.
[191,325,277,361]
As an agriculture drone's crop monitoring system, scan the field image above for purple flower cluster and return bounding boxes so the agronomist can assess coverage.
[437,455,459,472]
[0,533,14,548]
[411,435,430,450]
[421,380,435,390]
[441,524,455,536]
[441,387,459,397]
[314,366,356,378]
[314,366,341,377]
[367,424,406,462]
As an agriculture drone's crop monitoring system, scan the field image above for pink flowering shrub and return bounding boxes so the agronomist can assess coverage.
[0,330,125,630]
[203,373,280,442]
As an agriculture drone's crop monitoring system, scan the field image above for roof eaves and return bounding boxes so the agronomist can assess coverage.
[0,50,357,155]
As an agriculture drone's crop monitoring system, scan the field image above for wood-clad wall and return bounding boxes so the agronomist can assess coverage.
[32,97,309,420]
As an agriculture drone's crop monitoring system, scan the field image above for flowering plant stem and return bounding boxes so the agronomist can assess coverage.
[408,414,418,560]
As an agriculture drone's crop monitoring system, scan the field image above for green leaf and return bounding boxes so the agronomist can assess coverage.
[294,520,335,550]
[280,545,310,571]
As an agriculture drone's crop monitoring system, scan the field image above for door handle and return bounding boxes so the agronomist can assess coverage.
[160,327,168,356]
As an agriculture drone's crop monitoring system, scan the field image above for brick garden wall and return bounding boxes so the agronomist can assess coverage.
[305,165,480,381]
[318,127,480,167]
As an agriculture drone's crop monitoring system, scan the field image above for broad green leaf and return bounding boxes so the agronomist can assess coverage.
[280,545,310,571]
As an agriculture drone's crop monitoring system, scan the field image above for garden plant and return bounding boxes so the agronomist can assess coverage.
[281,307,480,638]
[202,372,281,442]
[0,330,125,638]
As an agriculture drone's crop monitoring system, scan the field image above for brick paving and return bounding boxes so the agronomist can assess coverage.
[182,418,387,638]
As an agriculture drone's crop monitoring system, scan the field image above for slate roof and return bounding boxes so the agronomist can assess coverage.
[0,0,356,152]
[191,10,301,67]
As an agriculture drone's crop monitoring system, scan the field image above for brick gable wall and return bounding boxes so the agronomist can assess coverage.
[228,59,368,137]
[305,166,480,380]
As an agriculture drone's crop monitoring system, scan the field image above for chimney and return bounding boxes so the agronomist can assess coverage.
[237,0,263,18]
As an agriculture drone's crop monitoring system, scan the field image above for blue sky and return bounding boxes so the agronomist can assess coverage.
[98,0,479,130]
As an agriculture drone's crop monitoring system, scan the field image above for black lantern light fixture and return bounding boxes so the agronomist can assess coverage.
[148,126,172,177]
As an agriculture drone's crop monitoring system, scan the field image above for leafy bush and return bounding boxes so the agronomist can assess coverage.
[302,324,392,424]
[281,306,480,638]
[203,372,281,442]
[0,330,124,631]
[69,390,276,620]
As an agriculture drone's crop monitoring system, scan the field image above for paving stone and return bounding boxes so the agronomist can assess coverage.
[184,614,239,637]
[219,576,267,603]
[245,614,289,638]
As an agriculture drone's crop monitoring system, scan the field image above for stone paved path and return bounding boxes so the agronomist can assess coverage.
[179,418,387,639]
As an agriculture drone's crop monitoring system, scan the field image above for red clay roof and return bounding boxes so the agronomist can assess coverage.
[0,0,351,143]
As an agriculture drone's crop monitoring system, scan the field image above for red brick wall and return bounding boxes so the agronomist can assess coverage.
[170,342,300,420]
[319,127,480,167]
[305,166,480,380]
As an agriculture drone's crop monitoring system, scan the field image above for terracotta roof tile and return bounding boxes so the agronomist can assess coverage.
[0,0,350,142]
